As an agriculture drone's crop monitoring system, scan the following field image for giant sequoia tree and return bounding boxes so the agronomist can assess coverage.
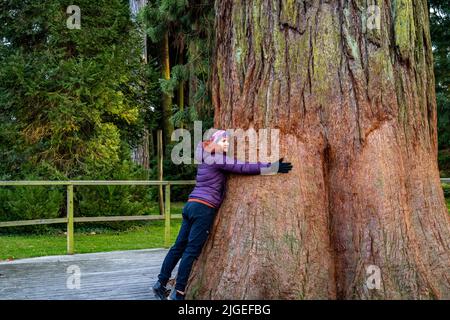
[187,0,450,299]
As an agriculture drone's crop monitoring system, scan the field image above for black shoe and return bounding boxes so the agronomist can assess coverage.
[152,281,170,300]
[168,289,185,300]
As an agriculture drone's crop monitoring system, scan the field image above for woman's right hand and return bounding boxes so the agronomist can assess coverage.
[272,158,293,173]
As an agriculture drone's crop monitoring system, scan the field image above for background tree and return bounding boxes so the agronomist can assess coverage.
[0,0,154,178]
[429,0,450,177]
[139,0,215,202]
[141,0,186,149]
[188,0,450,299]
[0,0,157,223]
[140,0,215,143]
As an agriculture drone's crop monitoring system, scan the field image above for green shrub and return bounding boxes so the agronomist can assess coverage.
[0,166,65,225]
[0,186,64,222]
[76,160,154,219]
[147,141,197,202]
[438,149,450,178]
[443,183,450,198]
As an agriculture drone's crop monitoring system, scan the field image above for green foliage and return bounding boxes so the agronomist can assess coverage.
[76,160,153,218]
[139,0,189,43]
[442,183,450,198]
[0,162,66,232]
[0,185,64,222]
[429,0,450,174]
[439,150,450,177]
[170,102,199,128]
[135,0,215,201]
[0,0,154,178]
[147,141,197,202]
[0,1,163,229]
[436,92,450,147]
[159,64,189,97]
[139,0,215,130]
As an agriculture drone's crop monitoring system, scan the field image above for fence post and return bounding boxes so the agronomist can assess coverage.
[67,184,74,255]
[157,130,164,216]
[164,183,171,248]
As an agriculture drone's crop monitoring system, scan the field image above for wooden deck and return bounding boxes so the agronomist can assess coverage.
[0,249,175,300]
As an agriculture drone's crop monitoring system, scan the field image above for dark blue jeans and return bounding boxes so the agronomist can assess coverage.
[157,201,217,291]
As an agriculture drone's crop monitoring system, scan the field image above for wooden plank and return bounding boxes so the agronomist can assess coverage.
[0,249,175,300]
[0,181,70,186]
[1,178,448,186]
[0,180,195,186]
[164,185,171,248]
[0,218,67,227]
[75,215,162,222]
[70,180,169,186]
[166,180,196,185]
[74,215,181,223]
[4,178,446,187]
[0,215,182,228]
[157,130,164,216]
[67,184,74,255]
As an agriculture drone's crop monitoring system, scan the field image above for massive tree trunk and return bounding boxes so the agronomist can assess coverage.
[187,0,450,299]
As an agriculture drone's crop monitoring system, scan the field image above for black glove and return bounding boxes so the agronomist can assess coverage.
[274,157,293,173]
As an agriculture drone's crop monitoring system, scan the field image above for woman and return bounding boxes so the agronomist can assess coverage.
[152,129,293,300]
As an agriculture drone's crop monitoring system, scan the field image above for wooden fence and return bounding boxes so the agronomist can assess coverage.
[0,180,196,254]
[0,178,449,255]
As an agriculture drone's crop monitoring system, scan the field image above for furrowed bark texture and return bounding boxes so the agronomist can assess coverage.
[187,0,450,299]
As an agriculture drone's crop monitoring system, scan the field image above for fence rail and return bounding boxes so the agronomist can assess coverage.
[0,178,449,255]
[0,180,196,254]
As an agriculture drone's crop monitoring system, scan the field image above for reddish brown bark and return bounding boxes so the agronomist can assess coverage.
[187,0,450,299]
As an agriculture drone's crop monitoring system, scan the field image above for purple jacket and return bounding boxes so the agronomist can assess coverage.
[188,142,272,208]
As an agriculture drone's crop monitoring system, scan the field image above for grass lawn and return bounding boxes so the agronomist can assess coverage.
[0,202,185,261]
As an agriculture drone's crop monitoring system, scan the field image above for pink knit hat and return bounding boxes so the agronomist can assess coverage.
[202,129,229,153]
[209,130,229,143]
